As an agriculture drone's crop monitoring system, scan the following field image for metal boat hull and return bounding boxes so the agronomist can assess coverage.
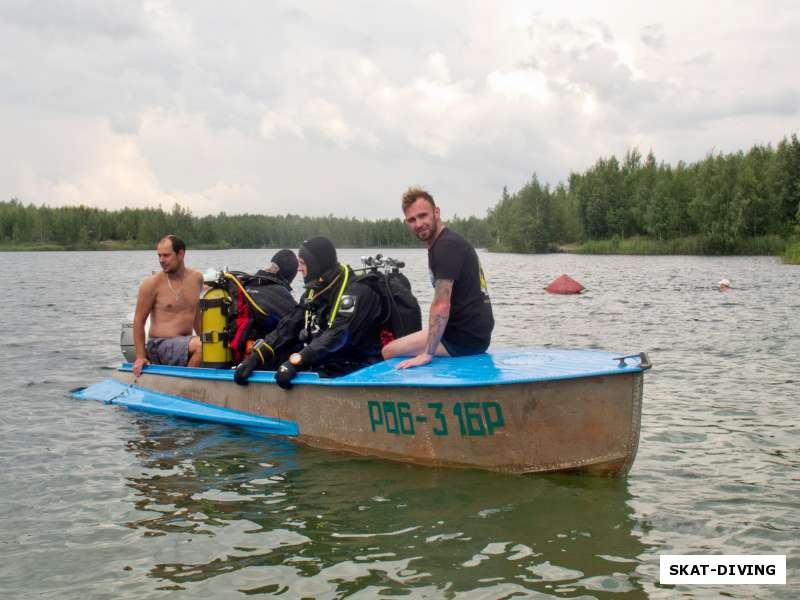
[112,368,642,476]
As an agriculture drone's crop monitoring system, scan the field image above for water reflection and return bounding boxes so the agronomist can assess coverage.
[123,414,649,597]
[8,250,797,598]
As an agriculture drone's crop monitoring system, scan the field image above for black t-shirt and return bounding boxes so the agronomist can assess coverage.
[428,228,494,351]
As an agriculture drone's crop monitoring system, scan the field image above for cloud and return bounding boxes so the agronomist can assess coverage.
[487,69,551,104]
[0,0,151,38]
[0,111,169,210]
[641,24,665,50]
[1,2,799,219]
[682,52,713,67]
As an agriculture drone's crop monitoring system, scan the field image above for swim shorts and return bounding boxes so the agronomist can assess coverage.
[146,336,191,366]
[441,334,489,357]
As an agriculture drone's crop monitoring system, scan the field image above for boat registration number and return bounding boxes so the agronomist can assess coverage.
[367,400,504,437]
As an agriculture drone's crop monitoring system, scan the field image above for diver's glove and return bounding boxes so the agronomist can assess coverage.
[234,353,259,386]
[275,362,298,390]
[275,352,304,390]
[234,340,276,385]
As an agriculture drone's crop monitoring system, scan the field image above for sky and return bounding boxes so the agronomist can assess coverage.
[1,1,798,219]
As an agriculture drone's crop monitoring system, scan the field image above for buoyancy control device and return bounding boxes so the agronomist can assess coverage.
[199,269,297,365]
[355,254,422,343]
[223,270,297,362]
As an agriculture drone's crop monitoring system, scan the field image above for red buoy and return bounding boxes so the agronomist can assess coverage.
[545,274,584,294]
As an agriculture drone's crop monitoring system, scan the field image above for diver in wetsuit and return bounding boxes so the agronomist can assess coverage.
[227,249,299,362]
[233,237,384,389]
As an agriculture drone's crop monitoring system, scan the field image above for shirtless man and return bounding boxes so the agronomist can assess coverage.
[132,235,204,376]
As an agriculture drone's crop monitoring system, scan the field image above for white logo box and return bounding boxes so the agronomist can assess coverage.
[660,555,786,585]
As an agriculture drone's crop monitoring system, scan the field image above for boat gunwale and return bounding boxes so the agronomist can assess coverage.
[118,348,647,388]
[118,362,645,388]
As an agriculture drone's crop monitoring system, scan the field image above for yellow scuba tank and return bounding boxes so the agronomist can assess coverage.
[200,283,232,368]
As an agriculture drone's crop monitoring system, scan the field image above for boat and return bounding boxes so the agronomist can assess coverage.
[73,348,650,476]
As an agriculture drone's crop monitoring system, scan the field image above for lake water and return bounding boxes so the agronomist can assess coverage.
[0,249,798,599]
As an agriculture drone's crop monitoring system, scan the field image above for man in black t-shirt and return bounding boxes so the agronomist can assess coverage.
[382,187,494,369]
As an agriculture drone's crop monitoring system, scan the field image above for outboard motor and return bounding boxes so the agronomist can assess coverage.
[120,312,136,362]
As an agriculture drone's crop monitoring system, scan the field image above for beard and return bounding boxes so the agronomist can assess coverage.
[415,219,439,241]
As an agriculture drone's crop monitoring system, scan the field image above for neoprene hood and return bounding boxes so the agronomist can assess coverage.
[270,249,298,284]
[299,237,338,285]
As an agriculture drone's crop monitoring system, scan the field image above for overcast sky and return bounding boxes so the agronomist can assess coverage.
[1,1,798,218]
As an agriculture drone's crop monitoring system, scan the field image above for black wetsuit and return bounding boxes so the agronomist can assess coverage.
[428,227,494,355]
[258,265,384,376]
[229,270,298,362]
[243,270,298,337]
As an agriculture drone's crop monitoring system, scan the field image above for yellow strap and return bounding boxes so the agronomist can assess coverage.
[328,264,349,327]
[254,342,275,365]
[304,289,315,328]
[224,272,268,316]
[303,264,350,329]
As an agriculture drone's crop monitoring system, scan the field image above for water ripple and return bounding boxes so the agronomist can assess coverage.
[1,250,798,598]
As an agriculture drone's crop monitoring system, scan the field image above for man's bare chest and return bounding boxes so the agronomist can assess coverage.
[155,281,200,313]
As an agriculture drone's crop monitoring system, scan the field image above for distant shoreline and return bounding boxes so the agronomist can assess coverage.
[492,234,798,262]
[0,241,231,252]
[0,241,420,252]
[3,236,798,263]
[567,236,799,264]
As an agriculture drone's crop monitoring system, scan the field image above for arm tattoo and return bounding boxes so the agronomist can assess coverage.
[426,279,453,355]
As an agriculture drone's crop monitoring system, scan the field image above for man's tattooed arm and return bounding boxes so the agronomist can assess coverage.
[426,279,453,355]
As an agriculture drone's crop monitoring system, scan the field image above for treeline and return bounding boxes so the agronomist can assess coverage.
[0,201,492,249]
[488,134,800,253]
[3,134,798,256]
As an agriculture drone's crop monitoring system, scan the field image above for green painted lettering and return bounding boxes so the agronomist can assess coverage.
[427,402,448,436]
[383,401,399,433]
[482,402,504,435]
[453,403,467,436]
[464,402,486,436]
[368,401,383,432]
[397,402,415,435]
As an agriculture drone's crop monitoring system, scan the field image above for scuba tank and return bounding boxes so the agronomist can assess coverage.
[120,312,136,362]
[200,269,233,368]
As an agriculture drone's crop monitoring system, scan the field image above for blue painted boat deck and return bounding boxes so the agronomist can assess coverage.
[117,347,647,388]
